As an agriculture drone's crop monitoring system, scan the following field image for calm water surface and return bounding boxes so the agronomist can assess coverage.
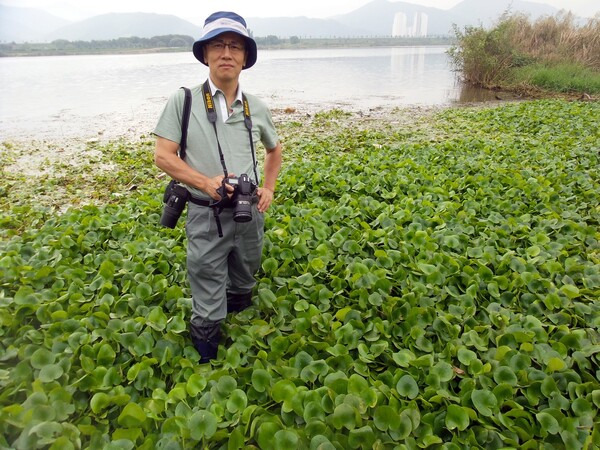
[0,47,497,140]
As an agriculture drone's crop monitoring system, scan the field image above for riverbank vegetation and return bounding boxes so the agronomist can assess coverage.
[255,36,453,49]
[0,35,195,57]
[0,35,452,57]
[449,12,600,96]
[1,100,599,448]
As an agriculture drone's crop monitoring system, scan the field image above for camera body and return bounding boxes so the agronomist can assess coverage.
[222,173,257,223]
[160,180,190,228]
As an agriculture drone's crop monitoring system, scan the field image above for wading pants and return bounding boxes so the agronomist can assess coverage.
[185,202,264,361]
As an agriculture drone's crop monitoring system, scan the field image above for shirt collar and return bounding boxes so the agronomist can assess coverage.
[207,77,243,104]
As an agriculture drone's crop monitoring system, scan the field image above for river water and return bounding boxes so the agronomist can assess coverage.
[0,46,498,141]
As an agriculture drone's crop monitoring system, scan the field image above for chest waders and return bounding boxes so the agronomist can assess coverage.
[189,80,260,363]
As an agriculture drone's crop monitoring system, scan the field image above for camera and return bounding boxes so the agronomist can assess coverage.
[223,173,257,222]
[160,180,190,228]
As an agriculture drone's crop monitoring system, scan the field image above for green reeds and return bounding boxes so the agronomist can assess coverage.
[513,63,600,93]
[449,12,600,95]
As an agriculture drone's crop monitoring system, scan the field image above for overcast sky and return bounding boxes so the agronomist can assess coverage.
[4,0,599,23]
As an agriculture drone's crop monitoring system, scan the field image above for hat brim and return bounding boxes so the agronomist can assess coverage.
[193,29,257,69]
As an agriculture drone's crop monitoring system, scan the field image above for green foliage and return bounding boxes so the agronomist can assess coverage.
[0,34,195,56]
[1,100,599,448]
[1,36,454,57]
[450,12,600,95]
[512,63,600,94]
[0,138,158,238]
[255,35,282,46]
[0,35,195,57]
[448,20,518,87]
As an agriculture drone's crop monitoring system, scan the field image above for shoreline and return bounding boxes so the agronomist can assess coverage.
[0,100,525,218]
[1,98,533,233]
[1,101,500,179]
[0,39,454,59]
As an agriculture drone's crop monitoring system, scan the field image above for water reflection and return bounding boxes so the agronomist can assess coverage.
[390,46,425,76]
[0,47,502,140]
[454,81,502,103]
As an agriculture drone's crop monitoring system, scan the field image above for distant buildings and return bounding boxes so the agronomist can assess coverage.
[392,12,429,37]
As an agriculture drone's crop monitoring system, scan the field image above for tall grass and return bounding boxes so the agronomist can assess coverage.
[449,12,600,94]
[512,63,600,93]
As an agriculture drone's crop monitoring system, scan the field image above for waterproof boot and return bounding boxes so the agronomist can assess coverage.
[190,317,221,364]
[227,291,252,313]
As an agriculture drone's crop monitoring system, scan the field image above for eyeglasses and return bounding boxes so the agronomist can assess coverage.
[207,40,245,53]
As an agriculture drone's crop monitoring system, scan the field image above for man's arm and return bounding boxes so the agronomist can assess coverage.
[257,142,282,213]
[154,136,229,201]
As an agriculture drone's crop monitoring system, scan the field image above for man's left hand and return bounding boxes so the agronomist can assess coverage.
[257,187,274,213]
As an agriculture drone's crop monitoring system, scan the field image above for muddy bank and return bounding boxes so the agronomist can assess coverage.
[2,102,461,178]
[1,99,520,217]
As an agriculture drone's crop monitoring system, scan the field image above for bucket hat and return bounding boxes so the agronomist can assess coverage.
[193,11,257,69]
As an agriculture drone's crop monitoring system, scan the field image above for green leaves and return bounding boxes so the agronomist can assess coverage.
[274,430,299,448]
[189,410,217,440]
[536,411,561,435]
[97,343,116,366]
[38,364,64,382]
[373,406,400,432]
[396,374,419,399]
[117,403,146,428]
[445,405,470,431]
[331,403,358,430]
[2,100,599,449]
[186,374,207,396]
[471,389,498,417]
[348,374,377,407]
[271,379,297,412]
[30,348,55,369]
[493,366,518,386]
[251,368,272,392]
[226,389,248,413]
[90,393,111,414]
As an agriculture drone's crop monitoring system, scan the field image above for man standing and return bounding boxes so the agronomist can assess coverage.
[154,11,282,363]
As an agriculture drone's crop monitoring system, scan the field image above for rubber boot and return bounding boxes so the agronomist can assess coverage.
[227,291,252,313]
[190,317,221,364]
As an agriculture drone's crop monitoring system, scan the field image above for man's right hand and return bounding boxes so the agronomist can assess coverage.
[204,174,235,201]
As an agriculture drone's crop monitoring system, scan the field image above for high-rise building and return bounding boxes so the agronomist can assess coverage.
[392,12,409,37]
[392,11,428,37]
[413,12,428,37]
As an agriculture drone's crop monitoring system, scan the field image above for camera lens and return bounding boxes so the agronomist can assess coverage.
[160,195,184,228]
[231,173,255,222]
[160,182,189,228]
[233,198,253,222]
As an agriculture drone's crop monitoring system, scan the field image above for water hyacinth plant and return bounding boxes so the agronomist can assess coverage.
[0,99,599,449]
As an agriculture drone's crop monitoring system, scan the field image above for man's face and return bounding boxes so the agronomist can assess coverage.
[204,32,248,85]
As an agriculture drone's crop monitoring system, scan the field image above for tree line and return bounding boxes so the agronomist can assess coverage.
[0,34,453,57]
[0,35,195,56]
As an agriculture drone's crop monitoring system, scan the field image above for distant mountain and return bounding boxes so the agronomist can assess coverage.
[331,0,559,37]
[44,12,200,41]
[0,5,70,42]
[0,0,572,43]
[246,17,367,38]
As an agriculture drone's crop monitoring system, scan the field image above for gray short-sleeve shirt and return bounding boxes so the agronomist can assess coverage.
[154,83,279,200]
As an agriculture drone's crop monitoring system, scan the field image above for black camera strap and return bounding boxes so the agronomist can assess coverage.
[201,79,260,238]
[158,87,192,229]
[179,87,192,159]
[202,81,228,179]
[201,80,259,183]
[242,95,260,186]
